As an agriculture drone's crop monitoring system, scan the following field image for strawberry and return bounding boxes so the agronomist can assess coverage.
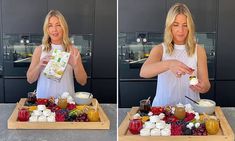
[151,107,164,115]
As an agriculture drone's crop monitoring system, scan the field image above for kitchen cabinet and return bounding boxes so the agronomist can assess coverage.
[4,78,37,103]
[0,0,3,75]
[0,78,3,102]
[119,0,166,32]
[2,0,47,34]
[92,79,116,103]
[217,0,235,80]
[74,78,91,93]
[48,0,95,34]
[93,0,116,78]
[119,81,157,108]
[216,81,235,107]
[166,0,217,32]
[200,80,215,100]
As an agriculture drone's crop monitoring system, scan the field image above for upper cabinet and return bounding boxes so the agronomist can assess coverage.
[119,0,166,32]
[167,0,217,32]
[48,0,95,34]
[217,0,235,80]
[93,0,116,78]
[2,0,47,34]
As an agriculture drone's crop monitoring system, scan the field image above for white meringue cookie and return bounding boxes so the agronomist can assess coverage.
[61,92,70,99]
[133,113,141,119]
[43,109,51,117]
[29,115,38,122]
[161,128,171,136]
[33,110,42,116]
[37,105,46,111]
[159,113,165,120]
[67,96,74,103]
[150,128,161,136]
[149,115,160,123]
[155,120,166,129]
[190,77,198,85]
[140,128,151,136]
[144,121,156,129]
[195,122,200,128]
[148,112,153,116]
[38,115,47,122]
[47,115,55,122]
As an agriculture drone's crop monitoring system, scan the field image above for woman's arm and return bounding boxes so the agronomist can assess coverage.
[27,46,43,84]
[190,45,211,93]
[69,47,87,86]
[140,44,193,78]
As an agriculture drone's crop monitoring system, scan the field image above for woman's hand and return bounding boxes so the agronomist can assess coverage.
[39,55,51,68]
[190,80,210,93]
[168,60,194,77]
[68,48,81,69]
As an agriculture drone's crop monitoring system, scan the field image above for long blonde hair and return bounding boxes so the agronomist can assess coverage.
[42,10,72,52]
[164,3,196,56]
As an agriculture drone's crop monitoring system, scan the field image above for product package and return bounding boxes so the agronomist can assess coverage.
[43,49,70,81]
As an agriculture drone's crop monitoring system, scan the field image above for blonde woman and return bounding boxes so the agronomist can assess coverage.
[27,10,87,98]
[140,3,210,106]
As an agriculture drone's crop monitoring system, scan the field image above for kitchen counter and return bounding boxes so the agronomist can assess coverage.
[118,107,235,138]
[0,103,117,141]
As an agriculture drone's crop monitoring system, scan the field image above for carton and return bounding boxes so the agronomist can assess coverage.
[43,49,70,81]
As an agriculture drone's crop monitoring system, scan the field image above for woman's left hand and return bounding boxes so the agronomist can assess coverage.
[189,79,209,93]
[68,48,82,69]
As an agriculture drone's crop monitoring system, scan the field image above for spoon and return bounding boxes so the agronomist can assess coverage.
[145,96,151,104]
[185,96,199,105]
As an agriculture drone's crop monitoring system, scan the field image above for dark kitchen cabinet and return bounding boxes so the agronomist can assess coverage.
[2,0,47,34]
[167,0,217,32]
[0,78,3,102]
[74,78,91,93]
[93,0,116,78]
[92,79,116,103]
[217,0,235,80]
[216,81,235,107]
[0,0,3,75]
[200,81,215,101]
[4,78,37,103]
[48,0,95,34]
[119,81,157,108]
[119,0,166,32]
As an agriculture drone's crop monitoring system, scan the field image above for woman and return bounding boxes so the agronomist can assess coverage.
[27,10,87,98]
[140,3,210,106]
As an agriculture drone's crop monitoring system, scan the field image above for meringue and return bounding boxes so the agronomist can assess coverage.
[149,115,160,123]
[144,121,156,129]
[158,113,165,120]
[33,110,42,116]
[189,76,198,85]
[37,105,46,111]
[150,128,161,136]
[161,128,171,136]
[47,115,56,122]
[43,109,52,117]
[61,92,70,99]
[38,115,47,122]
[29,115,38,122]
[140,128,151,136]
[156,120,166,129]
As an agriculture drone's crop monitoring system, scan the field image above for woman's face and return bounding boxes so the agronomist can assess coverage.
[47,16,63,44]
[171,14,188,45]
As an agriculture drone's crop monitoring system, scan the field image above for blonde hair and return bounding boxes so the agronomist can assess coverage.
[164,3,196,56]
[42,10,72,52]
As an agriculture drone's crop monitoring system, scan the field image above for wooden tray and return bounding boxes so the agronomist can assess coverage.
[8,98,110,129]
[119,106,234,141]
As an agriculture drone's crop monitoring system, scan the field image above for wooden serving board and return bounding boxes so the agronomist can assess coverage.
[8,98,110,129]
[119,106,234,141]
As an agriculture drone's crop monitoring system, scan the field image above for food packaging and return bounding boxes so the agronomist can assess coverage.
[43,49,70,81]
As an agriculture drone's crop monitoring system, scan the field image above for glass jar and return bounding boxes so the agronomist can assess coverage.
[58,98,68,109]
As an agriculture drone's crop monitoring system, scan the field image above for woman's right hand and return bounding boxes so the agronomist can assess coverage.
[39,55,51,68]
[168,60,194,77]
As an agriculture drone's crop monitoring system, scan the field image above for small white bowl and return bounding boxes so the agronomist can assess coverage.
[193,99,216,115]
[74,92,93,105]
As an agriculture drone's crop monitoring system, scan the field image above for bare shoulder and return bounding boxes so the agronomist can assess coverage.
[149,44,163,57]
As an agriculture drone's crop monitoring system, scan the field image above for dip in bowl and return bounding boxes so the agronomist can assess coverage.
[74,92,93,105]
[193,99,216,115]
